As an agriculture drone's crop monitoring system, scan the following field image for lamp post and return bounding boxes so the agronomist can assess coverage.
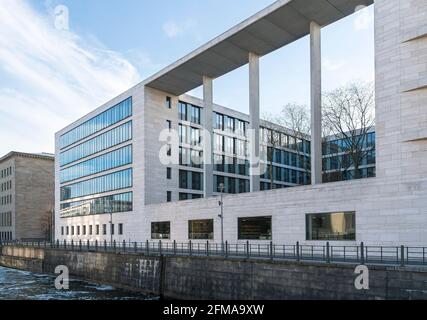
[218,183,224,254]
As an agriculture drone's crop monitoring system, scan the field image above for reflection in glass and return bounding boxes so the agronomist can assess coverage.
[306,212,356,241]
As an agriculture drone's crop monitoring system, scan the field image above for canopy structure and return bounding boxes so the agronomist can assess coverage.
[145,0,373,96]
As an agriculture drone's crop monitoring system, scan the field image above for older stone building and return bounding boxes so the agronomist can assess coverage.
[0,152,54,241]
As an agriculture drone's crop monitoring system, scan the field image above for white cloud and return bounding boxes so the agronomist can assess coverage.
[0,0,141,155]
[162,19,197,39]
[323,58,346,72]
[354,5,374,31]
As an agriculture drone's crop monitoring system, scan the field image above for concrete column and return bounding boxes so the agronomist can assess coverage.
[249,52,260,192]
[310,22,322,185]
[203,76,214,198]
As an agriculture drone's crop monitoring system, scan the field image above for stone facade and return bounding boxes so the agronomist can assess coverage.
[55,0,427,247]
[0,152,54,241]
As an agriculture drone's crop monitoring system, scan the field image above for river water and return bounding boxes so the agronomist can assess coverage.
[0,266,155,300]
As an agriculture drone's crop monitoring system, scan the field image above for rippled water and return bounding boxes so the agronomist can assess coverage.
[0,266,155,300]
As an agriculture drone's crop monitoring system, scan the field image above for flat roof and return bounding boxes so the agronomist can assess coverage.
[0,151,54,163]
[145,0,373,96]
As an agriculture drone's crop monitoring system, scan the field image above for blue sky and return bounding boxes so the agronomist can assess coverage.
[0,0,374,155]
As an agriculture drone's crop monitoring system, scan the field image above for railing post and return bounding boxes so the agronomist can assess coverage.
[173,240,177,256]
[134,241,137,253]
[360,242,365,265]
[225,241,229,258]
[87,240,90,251]
[104,240,107,251]
[71,240,74,251]
[95,240,98,252]
[79,240,82,251]
[56,239,59,248]
[296,241,300,261]
[270,241,274,260]
[189,240,192,256]
[326,242,330,263]
[159,240,162,256]
[246,241,250,259]
[206,241,209,256]
[146,240,149,256]
[64,240,66,249]
[123,240,126,252]
[401,245,405,267]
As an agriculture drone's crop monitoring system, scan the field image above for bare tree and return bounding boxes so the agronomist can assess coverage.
[261,114,282,190]
[280,103,311,180]
[322,81,375,181]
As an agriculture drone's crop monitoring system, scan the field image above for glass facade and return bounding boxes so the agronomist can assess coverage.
[60,145,132,183]
[60,97,132,149]
[60,169,132,201]
[306,212,356,241]
[322,132,376,182]
[179,101,201,124]
[60,122,132,167]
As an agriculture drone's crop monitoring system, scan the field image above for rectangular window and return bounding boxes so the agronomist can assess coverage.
[77,226,80,236]
[96,225,100,235]
[66,226,69,235]
[102,224,107,235]
[166,96,172,109]
[238,217,272,240]
[151,222,171,239]
[167,168,172,180]
[61,227,64,236]
[188,219,214,240]
[111,224,115,235]
[167,191,172,203]
[166,120,172,130]
[83,225,86,235]
[89,225,93,235]
[71,226,75,236]
[118,223,123,235]
[306,212,356,241]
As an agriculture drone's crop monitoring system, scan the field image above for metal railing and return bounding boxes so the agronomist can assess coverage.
[1,240,426,267]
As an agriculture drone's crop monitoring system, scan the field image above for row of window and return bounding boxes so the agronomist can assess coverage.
[60,97,132,149]
[60,145,132,183]
[61,223,124,236]
[179,101,201,124]
[151,217,272,241]
[60,169,132,201]
[179,124,201,146]
[0,232,12,241]
[60,121,132,167]
[179,170,203,191]
[260,165,310,185]
[323,132,376,155]
[151,212,356,242]
[0,167,12,179]
[60,192,133,218]
[1,180,12,192]
[179,147,203,169]
[0,211,12,227]
[323,167,376,183]
[213,134,248,157]
[261,127,310,154]
[214,112,247,137]
[1,195,12,206]
[323,150,376,171]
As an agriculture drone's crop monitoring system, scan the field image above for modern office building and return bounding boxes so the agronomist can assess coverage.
[55,0,427,247]
[0,152,54,242]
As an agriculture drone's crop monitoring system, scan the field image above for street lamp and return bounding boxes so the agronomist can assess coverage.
[218,183,224,254]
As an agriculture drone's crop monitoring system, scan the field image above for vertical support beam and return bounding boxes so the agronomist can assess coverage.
[203,76,214,198]
[249,52,260,192]
[310,22,322,185]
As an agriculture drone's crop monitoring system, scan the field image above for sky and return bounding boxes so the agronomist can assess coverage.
[0,0,374,156]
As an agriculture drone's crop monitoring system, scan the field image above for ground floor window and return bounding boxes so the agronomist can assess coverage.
[151,222,170,239]
[306,212,356,241]
[238,216,272,240]
[188,219,214,240]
